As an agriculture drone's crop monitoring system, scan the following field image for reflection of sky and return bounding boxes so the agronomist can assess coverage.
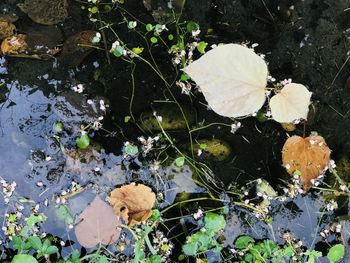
[0,82,52,196]
[0,57,7,74]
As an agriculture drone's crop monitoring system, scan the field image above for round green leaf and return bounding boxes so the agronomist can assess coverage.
[186,21,199,32]
[11,254,38,263]
[124,144,139,156]
[204,212,226,234]
[90,6,99,14]
[234,235,255,249]
[76,134,90,149]
[112,45,124,57]
[327,244,345,263]
[168,34,174,41]
[197,41,207,54]
[175,156,185,167]
[150,36,158,44]
[182,242,198,256]
[146,24,153,32]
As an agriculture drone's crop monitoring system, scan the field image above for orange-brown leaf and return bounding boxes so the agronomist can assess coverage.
[0,19,16,40]
[282,135,331,191]
[1,34,28,55]
[108,183,156,226]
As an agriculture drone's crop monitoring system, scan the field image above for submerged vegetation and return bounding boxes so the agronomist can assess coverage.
[0,0,350,262]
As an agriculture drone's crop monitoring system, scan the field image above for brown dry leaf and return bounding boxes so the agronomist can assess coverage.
[282,135,331,191]
[17,0,68,25]
[0,19,16,40]
[1,34,28,55]
[60,30,97,67]
[24,24,62,56]
[74,196,121,248]
[108,183,156,226]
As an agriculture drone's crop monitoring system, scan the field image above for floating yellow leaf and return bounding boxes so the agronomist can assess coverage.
[74,196,121,248]
[282,135,331,191]
[108,183,156,226]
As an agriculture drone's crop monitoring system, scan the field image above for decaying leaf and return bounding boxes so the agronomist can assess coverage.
[183,44,268,118]
[60,30,98,66]
[0,18,16,40]
[282,135,331,191]
[269,83,312,123]
[1,34,28,55]
[17,0,68,25]
[281,123,296,132]
[24,24,62,56]
[108,183,156,226]
[74,196,121,248]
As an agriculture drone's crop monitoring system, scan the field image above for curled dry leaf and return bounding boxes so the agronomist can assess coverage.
[0,18,16,40]
[60,30,98,66]
[282,135,331,191]
[108,183,156,226]
[17,0,68,25]
[1,34,28,55]
[74,196,121,248]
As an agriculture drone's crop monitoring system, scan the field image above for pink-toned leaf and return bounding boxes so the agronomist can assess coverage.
[74,196,121,248]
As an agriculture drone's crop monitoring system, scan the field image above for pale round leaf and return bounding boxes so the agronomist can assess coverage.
[183,44,268,117]
[74,196,121,248]
[269,83,312,123]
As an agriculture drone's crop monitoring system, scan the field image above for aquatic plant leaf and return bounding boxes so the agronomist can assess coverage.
[74,196,121,248]
[108,183,156,226]
[183,44,268,117]
[1,34,28,55]
[204,213,226,234]
[282,135,331,191]
[11,254,38,263]
[175,156,185,167]
[269,83,312,123]
[76,134,90,149]
[17,0,68,25]
[327,244,345,263]
[234,235,255,249]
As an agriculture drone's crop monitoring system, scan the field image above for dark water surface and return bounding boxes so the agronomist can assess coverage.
[0,0,350,262]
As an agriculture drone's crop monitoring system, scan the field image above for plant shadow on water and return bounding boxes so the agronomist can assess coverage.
[0,0,349,262]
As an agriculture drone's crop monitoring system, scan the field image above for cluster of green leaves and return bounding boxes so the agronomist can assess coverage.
[180,212,226,259]
[12,235,58,263]
[233,235,345,263]
[233,235,294,263]
[169,20,208,68]
[8,213,58,263]
[130,210,164,263]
